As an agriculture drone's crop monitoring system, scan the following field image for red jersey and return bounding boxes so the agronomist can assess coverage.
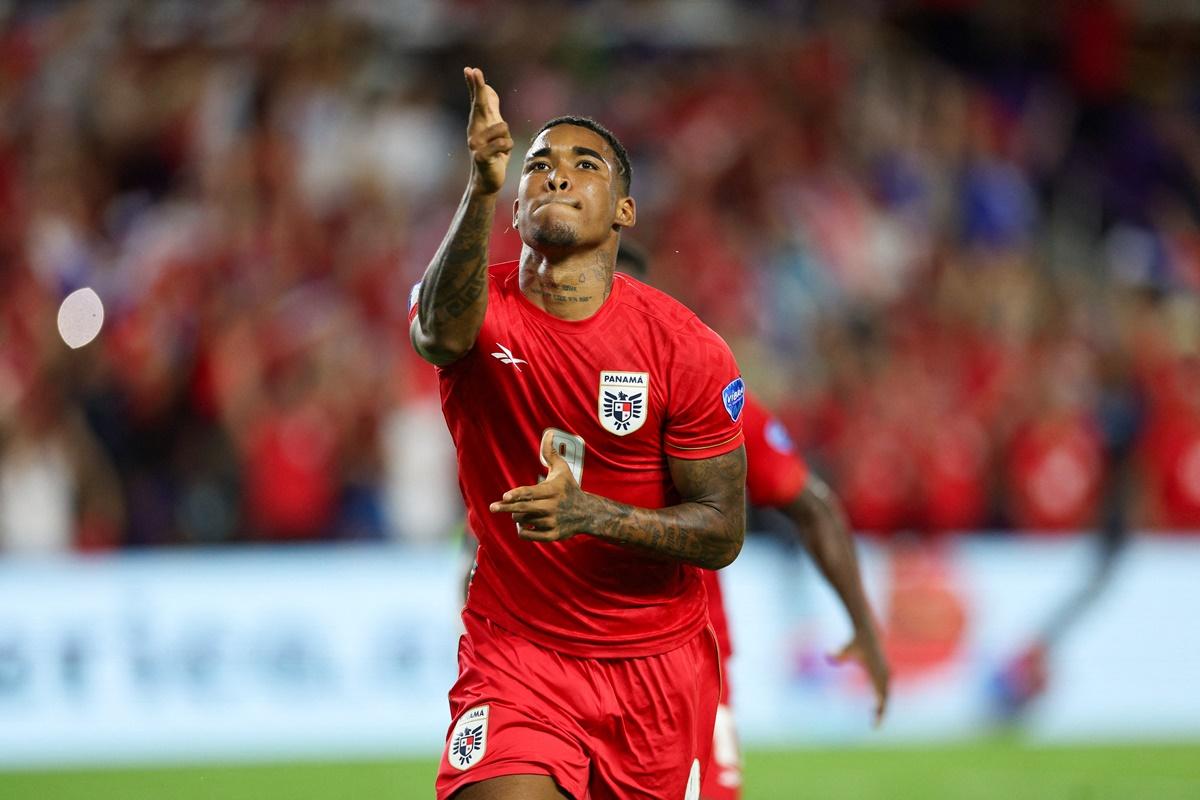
[415,261,745,657]
[702,393,809,660]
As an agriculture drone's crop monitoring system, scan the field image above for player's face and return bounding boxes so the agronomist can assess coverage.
[514,125,635,252]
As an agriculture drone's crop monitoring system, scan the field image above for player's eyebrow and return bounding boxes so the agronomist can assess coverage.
[571,146,607,165]
[524,145,610,168]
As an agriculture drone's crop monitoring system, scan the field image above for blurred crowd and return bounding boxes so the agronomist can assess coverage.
[1,0,1199,553]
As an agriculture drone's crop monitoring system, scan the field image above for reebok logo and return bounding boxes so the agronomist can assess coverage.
[491,343,527,371]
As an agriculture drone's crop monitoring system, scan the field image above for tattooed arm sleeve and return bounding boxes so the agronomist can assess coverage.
[579,446,746,569]
[409,186,497,366]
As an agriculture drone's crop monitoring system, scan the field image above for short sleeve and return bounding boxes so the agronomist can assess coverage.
[663,317,745,460]
[407,264,511,371]
[742,394,809,507]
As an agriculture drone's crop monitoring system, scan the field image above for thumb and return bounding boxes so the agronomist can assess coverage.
[540,431,568,472]
[827,640,855,666]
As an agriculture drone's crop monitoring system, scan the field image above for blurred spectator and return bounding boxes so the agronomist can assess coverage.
[2,0,1199,553]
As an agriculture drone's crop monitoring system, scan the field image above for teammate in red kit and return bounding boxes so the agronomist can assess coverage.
[410,68,747,800]
[614,243,889,800]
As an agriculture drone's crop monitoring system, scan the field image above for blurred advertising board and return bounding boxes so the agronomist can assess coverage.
[725,535,1200,745]
[0,545,462,766]
[1,536,1197,767]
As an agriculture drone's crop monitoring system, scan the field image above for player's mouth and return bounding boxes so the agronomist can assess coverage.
[536,197,583,210]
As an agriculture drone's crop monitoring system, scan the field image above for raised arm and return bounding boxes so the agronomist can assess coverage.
[490,433,746,570]
[410,67,513,365]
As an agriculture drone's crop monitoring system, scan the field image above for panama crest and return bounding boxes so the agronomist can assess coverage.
[598,371,649,435]
[447,705,489,771]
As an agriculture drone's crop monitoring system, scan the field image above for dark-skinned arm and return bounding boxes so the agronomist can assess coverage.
[411,67,512,365]
[490,433,746,570]
[784,473,890,725]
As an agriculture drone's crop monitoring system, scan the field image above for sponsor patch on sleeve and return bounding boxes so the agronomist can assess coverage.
[722,377,745,423]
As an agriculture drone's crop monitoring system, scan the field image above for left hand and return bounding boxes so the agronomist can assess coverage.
[829,627,891,727]
[490,431,592,542]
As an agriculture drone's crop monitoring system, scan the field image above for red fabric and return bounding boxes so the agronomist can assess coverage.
[700,394,814,800]
[915,412,990,532]
[1005,414,1103,532]
[700,701,742,800]
[1141,407,1200,530]
[1065,0,1128,101]
[742,393,810,509]
[244,406,337,540]
[437,610,720,800]
[701,570,732,663]
[420,262,744,658]
[705,393,811,663]
[839,420,916,534]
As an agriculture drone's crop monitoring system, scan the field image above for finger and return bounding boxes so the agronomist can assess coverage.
[517,523,558,542]
[500,482,558,504]
[466,68,496,120]
[540,432,579,483]
[463,67,477,108]
[540,430,559,465]
[474,138,514,161]
[469,121,511,143]
[827,641,854,665]
[489,499,548,514]
[490,487,557,512]
[468,126,512,156]
[477,83,501,123]
[872,682,889,727]
[511,508,552,524]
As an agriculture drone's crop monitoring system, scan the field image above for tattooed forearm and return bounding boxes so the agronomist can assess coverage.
[570,447,747,569]
[412,185,497,364]
[583,497,743,568]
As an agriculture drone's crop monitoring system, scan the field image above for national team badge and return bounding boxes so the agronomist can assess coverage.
[598,371,648,436]
[447,705,489,771]
[722,377,745,422]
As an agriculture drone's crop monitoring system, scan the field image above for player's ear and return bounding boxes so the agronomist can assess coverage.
[613,195,635,231]
[512,198,520,230]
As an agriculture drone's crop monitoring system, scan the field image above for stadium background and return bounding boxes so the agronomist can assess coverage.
[0,0,1198,797]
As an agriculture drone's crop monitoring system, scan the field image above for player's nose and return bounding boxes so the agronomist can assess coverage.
[545,170,570,191]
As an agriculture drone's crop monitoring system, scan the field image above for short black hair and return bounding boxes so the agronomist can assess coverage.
[616,239,649,278]
[535,115,632,195]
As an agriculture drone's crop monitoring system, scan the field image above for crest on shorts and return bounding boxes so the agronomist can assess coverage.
[598,371,648,436]
[448,705,489,771]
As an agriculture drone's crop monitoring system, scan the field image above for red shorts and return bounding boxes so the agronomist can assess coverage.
[436,610,721,800]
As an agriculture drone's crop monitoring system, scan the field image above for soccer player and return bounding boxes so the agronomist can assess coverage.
[410,67,748,800]
[614,242,889,800]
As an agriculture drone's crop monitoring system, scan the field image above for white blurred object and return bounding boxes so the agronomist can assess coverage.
[383,398,460,543]
[56,287,105,349]
[0,440,73,553]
